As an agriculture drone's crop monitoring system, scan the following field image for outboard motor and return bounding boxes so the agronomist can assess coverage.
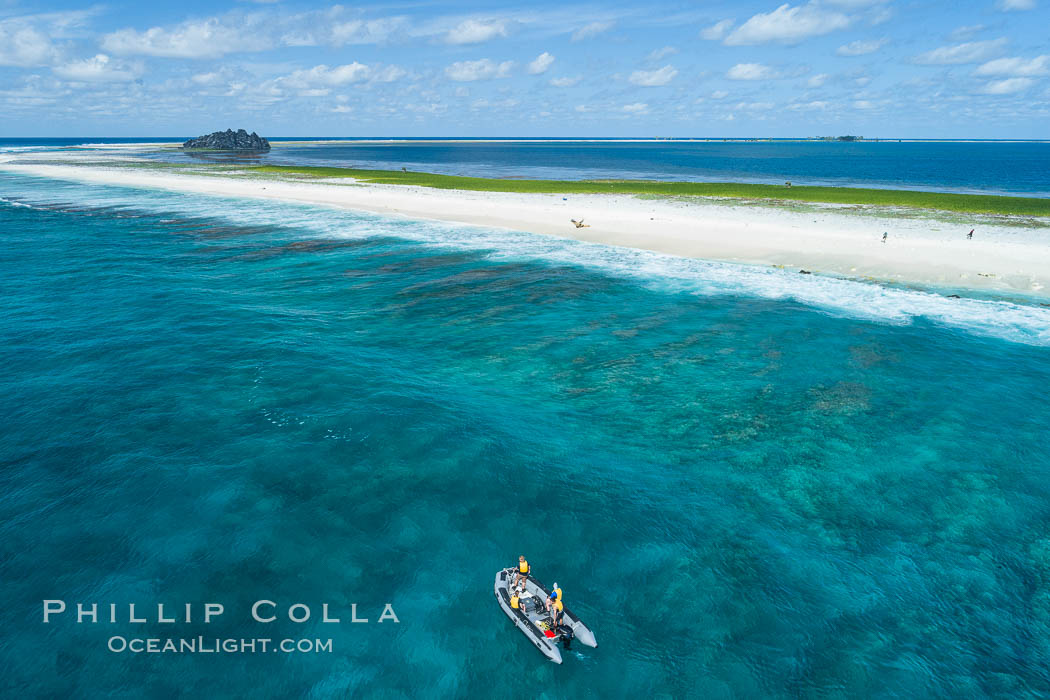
[558,624,574,650]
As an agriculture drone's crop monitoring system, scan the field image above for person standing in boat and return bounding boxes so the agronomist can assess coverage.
[512,555,530,588]
[546,582,563,616]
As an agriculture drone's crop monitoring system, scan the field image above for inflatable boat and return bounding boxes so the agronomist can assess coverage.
[493,567,597,663]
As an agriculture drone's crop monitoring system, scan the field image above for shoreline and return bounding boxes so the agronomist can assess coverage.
[2,159,1049,299]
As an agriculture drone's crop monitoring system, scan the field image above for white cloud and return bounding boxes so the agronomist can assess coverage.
[996,0,1036,10]
[853,99,874,109]
[734,101,774,110]
[332,105,353,113]
[978,77,1035,93]
[807,73,829,87]
[836,38,887,56]
[371,65,407,83]
[622,102,649,114]
[974,55,1049,77]
[647,46,678,61]
[822,0,889,7]
[190,72,222,86]
[527,52,554,75]
[52,54,141,83]
[0,18,59,66]
[711,90,729,98]
[549,76,580,87]
[330,18,405,46]
[788,100,830,110]
[445,58,513,82]
[949,24,985,41]
[727,63,779,80]
[628,65,678,86]
[914,39,1007,65]
[700,19,734,41]
[572,21,613,41]
[102,18,270,59]
[274,62,406,93]
[470,97,519,110]
[724,3,851,46]
[444,18,508,45]
[290,63,371,86]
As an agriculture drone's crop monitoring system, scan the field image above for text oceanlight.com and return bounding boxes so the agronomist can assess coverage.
[107,637,334,654]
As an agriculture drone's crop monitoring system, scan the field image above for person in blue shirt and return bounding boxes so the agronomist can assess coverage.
[545,582,563,620]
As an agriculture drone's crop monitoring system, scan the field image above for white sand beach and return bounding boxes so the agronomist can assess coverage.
[2,155,1049,297]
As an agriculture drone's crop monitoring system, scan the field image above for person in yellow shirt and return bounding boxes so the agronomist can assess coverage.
[545,582,564,628]
[552,598,564,628]
[545,582,562,615]
[512,555,530,589]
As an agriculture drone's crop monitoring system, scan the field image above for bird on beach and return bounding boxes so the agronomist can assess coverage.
[882,232,888,243]
[570,219,591,228]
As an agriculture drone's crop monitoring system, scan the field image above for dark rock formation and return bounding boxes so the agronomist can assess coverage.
[182,129,270,151]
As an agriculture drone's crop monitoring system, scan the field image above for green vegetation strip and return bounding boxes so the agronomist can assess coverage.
[250,165,1050,217]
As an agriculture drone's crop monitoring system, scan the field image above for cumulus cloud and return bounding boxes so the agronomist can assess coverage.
[807,73,830,87]
[647,46,678,61]
[527,52,554,75]
[711,89,729,98]
[949,24,985,41]
[549,76,580,87]
[330,18,406,46]
[788,100,830,110]
[724,3,851,46]
[996,0,1036,10]
[52,54,141,82]
[978,77,1035,93]
[734,101,774,110]
[572,21,613,41]
[628,65,677,86]
[444,18,508,45]
[289,63,372,86]
[837,38,887,56]
[368,65,408,83]
[102,18,270,59]
[974,55,1049,77]
[0,17,62,66]
[622,102,649,114]
[190,72,223,87]
[210,59,405,106]
[914,39,1007,65]
[700,19,734,41]
[727,63,779,80]
[445,58,513,81]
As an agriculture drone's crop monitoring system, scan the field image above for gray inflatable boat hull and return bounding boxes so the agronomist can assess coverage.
[494,568,597,663]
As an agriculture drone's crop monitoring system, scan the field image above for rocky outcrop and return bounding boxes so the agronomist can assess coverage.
[182,129,270,151]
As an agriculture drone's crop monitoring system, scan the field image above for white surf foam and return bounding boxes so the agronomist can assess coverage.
[4,172,1049,347]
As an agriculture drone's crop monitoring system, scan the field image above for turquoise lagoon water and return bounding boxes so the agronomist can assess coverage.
[2,172,1050,697]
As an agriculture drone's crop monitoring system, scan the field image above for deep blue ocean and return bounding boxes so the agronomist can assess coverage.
[3,137,1049,196]
[2,140,1050,697]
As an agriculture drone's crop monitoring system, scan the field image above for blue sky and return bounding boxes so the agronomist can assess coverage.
[1,0,1048,137]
